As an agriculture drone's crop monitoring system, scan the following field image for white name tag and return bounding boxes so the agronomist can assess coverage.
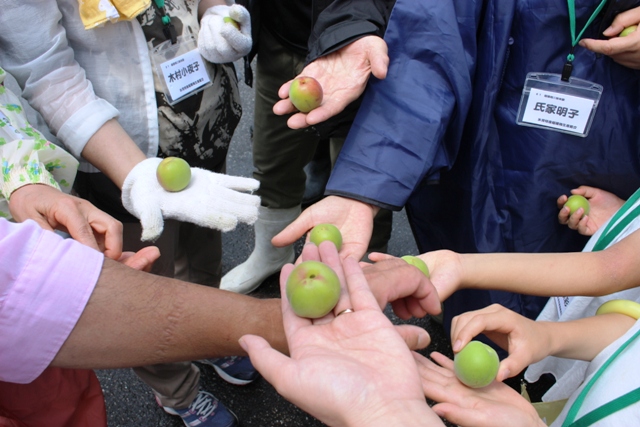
[516,73,602,138]
[159,49,211,103]
[151,34,213,106]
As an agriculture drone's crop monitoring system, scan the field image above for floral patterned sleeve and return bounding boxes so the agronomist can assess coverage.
[0,67,78,219]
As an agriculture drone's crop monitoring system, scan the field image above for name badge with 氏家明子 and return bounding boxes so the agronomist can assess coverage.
[516,73,602,138]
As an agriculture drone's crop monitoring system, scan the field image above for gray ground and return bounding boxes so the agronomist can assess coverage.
[94,61,454,426]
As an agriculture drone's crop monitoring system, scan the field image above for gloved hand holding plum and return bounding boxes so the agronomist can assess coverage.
[121,157,260,241]
[198,3,252,64]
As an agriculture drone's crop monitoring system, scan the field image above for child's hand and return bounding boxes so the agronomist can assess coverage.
[450,304,552,382]
[368,249,463,302]
[557,185,624,236]
[415,352,546,427]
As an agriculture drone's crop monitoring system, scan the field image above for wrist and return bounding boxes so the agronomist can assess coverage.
[3,165,59,200]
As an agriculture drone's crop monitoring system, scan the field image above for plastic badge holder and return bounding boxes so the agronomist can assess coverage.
[151,34,213,106]
[516,72,603,138]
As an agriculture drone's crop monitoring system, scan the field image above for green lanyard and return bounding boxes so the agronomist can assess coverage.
[562,328,640,426]
[561,0,608,81]
[153,0,177,43]
[591,187,640,252]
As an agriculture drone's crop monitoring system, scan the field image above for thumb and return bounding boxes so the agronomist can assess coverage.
[272,214,311,247]
[239,335,293,387]
[393,325,431,350]
[369,38,389,80]
[138,204,165,242]
[432,403,484,426]
[495,357,525,382]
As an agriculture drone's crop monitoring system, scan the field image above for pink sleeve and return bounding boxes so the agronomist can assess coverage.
[0,219,104,383]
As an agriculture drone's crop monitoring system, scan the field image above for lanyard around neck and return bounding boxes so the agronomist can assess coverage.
[562,328,640,426]
[562,0,608,81]
[153,0,177,43]
[591,188,640,252]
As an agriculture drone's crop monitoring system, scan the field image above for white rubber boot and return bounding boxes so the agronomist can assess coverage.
[220,205,300,294]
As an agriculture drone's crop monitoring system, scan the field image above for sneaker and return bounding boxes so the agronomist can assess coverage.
[161,390,238,427]
[200,356,260,385]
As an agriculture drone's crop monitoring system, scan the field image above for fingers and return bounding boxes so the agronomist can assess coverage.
[272,209,313,247]
[53,201,102,251]
[119,246,161,272]
[139,205,165,242]
[279,262,313,337]
[209,170,260,193]
[603,7,640,36]
[316,241,353,316]
[239,334,292,388]
[393,324,431,350]
[342,256,382,313]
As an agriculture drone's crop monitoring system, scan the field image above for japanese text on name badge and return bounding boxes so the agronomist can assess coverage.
[521,89,594,135]
[159,49,211,102]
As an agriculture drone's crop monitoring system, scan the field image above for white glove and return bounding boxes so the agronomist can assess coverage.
[198,4,252,64]
[122,158,260,241]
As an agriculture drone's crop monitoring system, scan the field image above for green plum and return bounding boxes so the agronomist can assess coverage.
[286,260,341,319]
[401,255,430,277]
[564,194,590,216]
[454,340,500,388]
[619,25,638,37]
[156,157,191,192]
[289,76,323,113]
[309,223,343,251]
[223,16,241,30]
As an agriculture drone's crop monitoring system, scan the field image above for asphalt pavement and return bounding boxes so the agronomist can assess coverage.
[96,61,454,427]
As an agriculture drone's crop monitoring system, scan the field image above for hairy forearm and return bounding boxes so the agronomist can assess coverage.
[459,230,640,296]
[53,258,285,369]
[544,313,636,361]
[80,119,147,188]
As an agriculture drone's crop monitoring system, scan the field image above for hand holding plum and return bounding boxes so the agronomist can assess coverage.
[239,239,441,427]
[122,157,260,241]
[557,186,625,236]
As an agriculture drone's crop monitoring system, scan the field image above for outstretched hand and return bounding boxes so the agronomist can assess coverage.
[239,241,441,427]
[368,250,463,302]
[9,184,124,260]
[122,158,260,241]
[273,36,388,129]
[416,352,545,427]
[361,256,442,321]
[557,186,624,236]
[272,195,376,261]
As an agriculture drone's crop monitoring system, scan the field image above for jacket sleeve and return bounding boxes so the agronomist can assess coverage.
[0,0,119,159]
[325,0,480,210]
[307,0,395,63]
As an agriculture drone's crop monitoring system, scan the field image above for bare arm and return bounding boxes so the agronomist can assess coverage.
[419,229,640,300]
[80,119,147,188]
[53,257,285,369]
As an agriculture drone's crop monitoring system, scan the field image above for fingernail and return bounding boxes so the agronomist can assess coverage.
[453,340,462,352]
[500,369,511,381]
[238,337,248,352]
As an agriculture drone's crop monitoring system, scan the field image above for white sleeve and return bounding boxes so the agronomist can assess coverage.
[0,0,119,159]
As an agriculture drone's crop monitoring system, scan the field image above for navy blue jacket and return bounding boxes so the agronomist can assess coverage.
[326,0,640,327]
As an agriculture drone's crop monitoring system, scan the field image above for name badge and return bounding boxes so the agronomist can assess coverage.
[151,34,213,105]
[516,72,602,137]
